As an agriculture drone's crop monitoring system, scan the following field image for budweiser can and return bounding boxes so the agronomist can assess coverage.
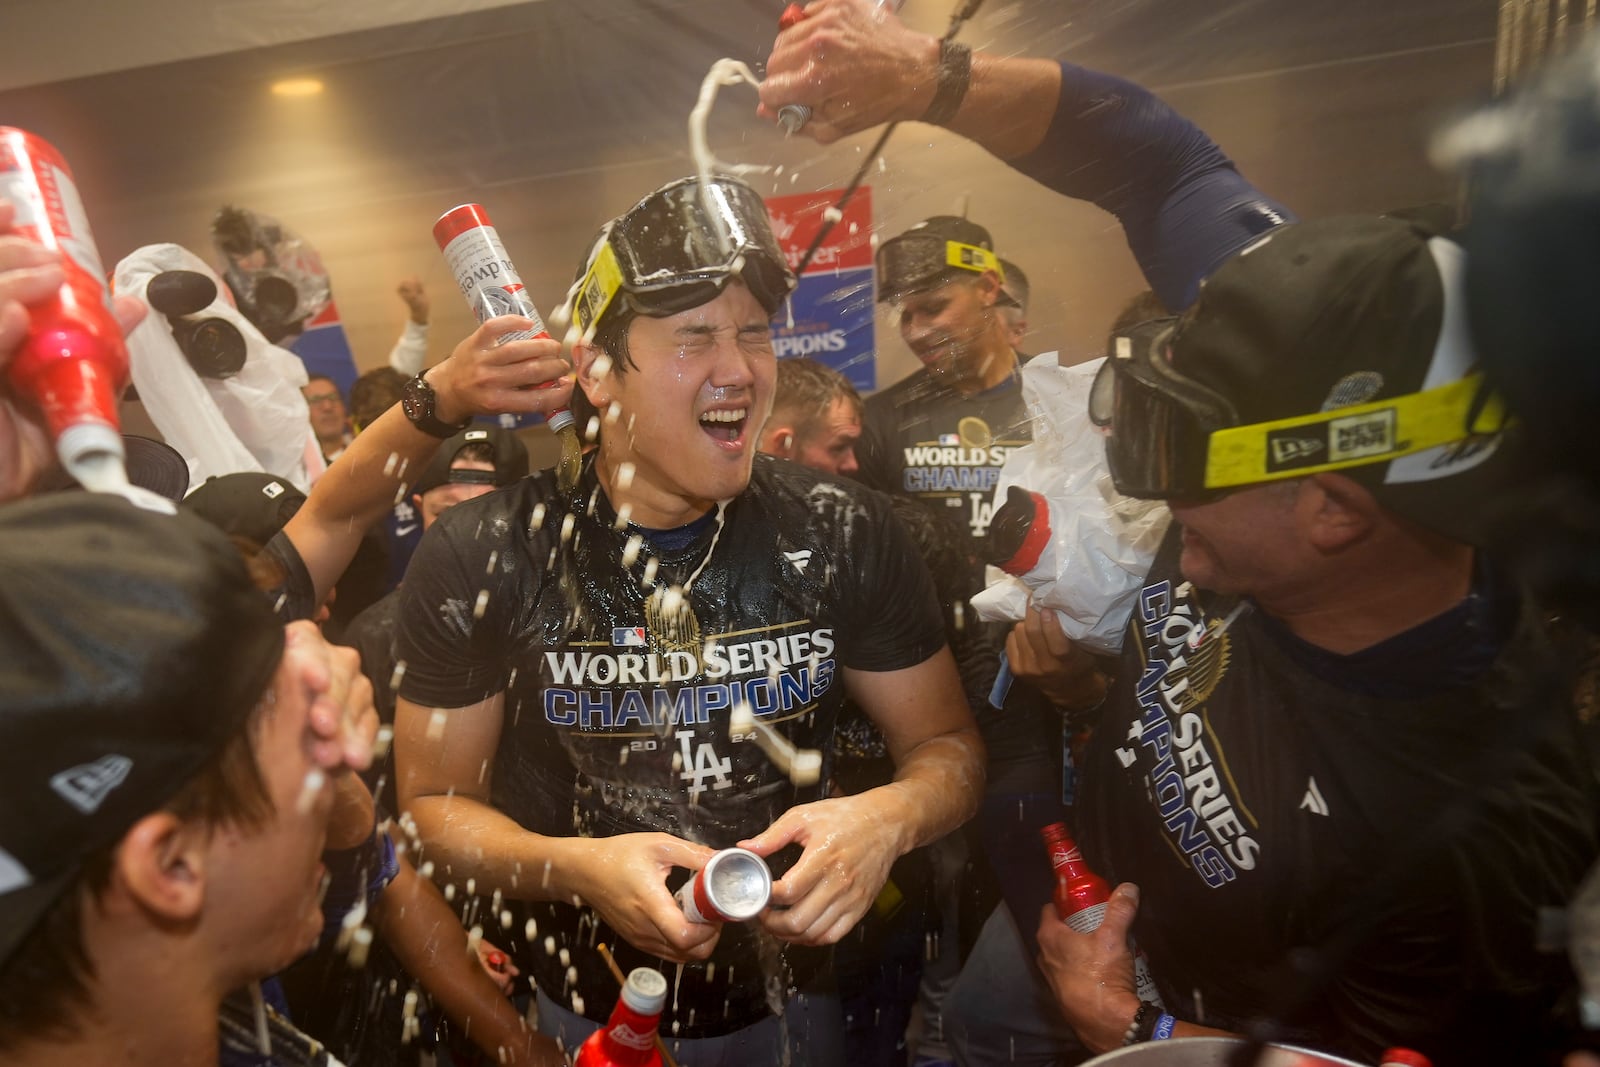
[434,203,548,336]
[676,848,772,924]
[432,203,572,432]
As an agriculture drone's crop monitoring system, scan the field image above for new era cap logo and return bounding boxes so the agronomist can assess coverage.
[51,755,133,814]
[464,430,488,442]
[1265,426,1328,474]
[1269,436,1323,466]
[261,481,286,499]
[1328,410,1396,463]
[1264,409,1398,475]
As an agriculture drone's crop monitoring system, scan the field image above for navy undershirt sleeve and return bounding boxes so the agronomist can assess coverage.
[1009,62,1298,310]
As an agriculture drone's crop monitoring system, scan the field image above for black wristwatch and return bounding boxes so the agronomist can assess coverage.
[401,372,470,438]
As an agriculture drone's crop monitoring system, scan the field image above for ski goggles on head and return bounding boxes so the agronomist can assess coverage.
[1091,318,1240,501]
[1093,317,1513,500]
[875,233,1011,303]
[573,175,796,336]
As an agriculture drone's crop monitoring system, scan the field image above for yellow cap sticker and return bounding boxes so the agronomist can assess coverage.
[574,242,624,336]
[1203,372,1509,489]
[944,240,1002,278]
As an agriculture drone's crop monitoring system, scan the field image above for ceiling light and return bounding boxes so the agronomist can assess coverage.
[271,78,324,98]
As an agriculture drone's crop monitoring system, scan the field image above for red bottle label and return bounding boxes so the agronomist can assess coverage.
[0,128,126,439]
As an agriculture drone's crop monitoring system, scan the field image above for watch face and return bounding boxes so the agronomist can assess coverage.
[403,376,431,420]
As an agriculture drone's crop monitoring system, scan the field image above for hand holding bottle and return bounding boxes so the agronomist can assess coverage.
[1035,887,1145,1054]
[0,196,145,503]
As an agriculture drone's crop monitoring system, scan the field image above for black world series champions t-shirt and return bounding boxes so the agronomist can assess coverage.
[396,453,947,1037]
[1075,531,1597,1064]
[856,359,1032,546]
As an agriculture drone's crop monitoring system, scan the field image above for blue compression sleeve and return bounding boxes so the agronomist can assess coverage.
[1010,62,1296,311]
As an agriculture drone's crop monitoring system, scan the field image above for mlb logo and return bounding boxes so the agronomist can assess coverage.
[612,627,647,647]
[938,433,960,446]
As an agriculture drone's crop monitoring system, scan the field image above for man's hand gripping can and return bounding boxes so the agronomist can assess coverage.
[676,847,773,924]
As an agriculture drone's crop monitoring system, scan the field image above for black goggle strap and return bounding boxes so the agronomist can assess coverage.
[1202,371,1512,490]
[442,468,499,487]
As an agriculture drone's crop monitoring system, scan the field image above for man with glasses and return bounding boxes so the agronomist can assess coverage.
[302,373,352,462]
[391,175,985,1064]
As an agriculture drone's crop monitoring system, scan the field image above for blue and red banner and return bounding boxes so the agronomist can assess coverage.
[285,299,359,395]
[765,187,876,393]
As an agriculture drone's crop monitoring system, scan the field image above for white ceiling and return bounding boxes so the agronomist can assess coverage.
[2,0,536,91]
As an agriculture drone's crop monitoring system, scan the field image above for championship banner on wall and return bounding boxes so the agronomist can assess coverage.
[765,187,876,393]
[287,300,360,396]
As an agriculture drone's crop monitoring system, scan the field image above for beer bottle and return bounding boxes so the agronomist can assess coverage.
[1041,822,1164,1008]
[574,966,669,1067]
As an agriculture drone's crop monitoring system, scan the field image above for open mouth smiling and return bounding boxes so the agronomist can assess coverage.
[700,407,749,445]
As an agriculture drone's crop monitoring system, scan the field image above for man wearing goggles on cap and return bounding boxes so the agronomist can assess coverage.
[764,8,1596,1062]
[392,174,984,1064]
[859,214,1079,1067]
[859,214,1027,542]
[986,216,1597,1065]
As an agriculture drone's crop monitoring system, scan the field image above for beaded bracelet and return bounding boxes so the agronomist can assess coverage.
[1122,1001,1158,1047]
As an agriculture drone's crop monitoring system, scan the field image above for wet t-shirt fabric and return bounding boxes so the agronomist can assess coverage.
[1076,530,1598,1064]
[396,453,946,1037]
[856,360,1031,550]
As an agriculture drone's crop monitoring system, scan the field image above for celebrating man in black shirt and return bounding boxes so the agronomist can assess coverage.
[392,176,984,1064]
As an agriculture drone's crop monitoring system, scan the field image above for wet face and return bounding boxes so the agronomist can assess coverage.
[1001,306,1028,351]
[791,396,862,477]
[302,379,348,443]
[896,276,999,390]
[203,655,337,976]
[415,458,497,528]
[1168,481,1311,597]
[582,283,775,527]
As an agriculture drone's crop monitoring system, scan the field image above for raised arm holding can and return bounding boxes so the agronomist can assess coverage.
[434,203,581,490]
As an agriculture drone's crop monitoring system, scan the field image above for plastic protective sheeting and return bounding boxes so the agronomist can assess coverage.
[115,243,325,494]
[972,356,1169,655]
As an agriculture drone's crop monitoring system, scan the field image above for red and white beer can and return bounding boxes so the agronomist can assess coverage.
[432,203,572,432]
[676,847,772,924]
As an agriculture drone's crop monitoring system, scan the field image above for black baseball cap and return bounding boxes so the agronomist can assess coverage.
[122,435,190,503]
[409,425,530,498]
[876,216,1020,306]
[1162,213,1511,541]
[0,493,283,966]
[181,472,307,546]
